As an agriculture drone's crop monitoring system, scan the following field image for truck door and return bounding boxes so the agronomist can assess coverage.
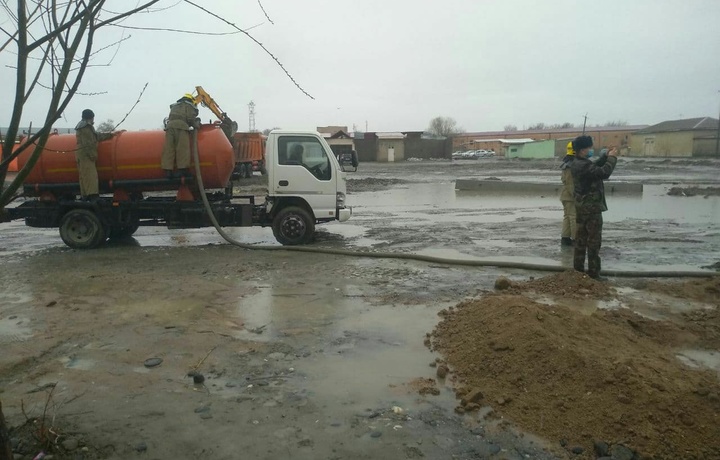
[271,134,339,218]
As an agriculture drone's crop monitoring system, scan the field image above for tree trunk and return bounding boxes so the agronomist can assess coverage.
[0,399,13,460]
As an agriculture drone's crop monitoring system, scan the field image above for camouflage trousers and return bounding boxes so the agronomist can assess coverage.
[574,212,603,277]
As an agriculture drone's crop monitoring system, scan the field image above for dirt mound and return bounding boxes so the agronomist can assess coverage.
[641,277,720,305]
[430,295,720,459]
[503,270,614,299]
[667,186,720,197]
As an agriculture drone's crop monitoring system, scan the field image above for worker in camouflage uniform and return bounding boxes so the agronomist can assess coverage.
[162,93,199,179]
[559,141,576,246]
[75,109,113,201]
[570,135,619,279]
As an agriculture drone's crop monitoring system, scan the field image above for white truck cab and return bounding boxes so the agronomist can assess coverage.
[265,130,352,244]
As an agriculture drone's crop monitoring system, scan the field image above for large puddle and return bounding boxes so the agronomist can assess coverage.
[233,281,456,415]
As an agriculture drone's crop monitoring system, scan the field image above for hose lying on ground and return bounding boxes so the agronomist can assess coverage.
[191,132,716,279]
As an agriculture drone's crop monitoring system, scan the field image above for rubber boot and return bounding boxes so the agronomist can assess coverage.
[164,169,174,179]
[561,237,574,246]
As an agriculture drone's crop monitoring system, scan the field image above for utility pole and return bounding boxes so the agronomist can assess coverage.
[582,113,588,134]
[248,101,256,132]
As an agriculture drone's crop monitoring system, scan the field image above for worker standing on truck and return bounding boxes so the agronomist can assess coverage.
[75,109,112,201]
[559,141,576,246]
[162,94,199,179]
[570,135,620,280]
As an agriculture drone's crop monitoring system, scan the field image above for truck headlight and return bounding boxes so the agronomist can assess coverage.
[336,192,346,207]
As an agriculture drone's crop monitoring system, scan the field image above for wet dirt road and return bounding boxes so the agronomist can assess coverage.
[0,157,718,459]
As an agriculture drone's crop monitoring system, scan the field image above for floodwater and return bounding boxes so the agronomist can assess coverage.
[2,159,719,273]
[1,158,719,459]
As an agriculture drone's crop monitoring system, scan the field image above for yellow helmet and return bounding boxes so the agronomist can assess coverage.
[566,141,575,156]
[182,93,195,103]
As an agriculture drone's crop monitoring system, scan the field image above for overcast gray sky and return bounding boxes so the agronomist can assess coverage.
[2,0,719,133]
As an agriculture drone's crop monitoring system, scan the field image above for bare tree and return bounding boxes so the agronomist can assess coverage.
[0,1,164,209]
[0,1,310,212]
[604,120,629,127]
[527,123,546,130]
[503,124,518,131]
[548,122,576,129]
[96,119,115,133]
[428,116,463,137]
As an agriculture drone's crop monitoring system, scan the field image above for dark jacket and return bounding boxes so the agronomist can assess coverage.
[570,155,617,214]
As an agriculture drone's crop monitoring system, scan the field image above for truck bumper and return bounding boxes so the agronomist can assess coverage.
[338,206,352,222]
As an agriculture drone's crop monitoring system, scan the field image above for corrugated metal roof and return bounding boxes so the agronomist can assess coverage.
[635,117,719,134]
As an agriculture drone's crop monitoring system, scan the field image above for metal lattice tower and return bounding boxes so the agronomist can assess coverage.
[248,101,256,132]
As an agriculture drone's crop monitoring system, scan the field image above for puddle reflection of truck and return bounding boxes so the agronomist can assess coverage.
[3,127,351,249]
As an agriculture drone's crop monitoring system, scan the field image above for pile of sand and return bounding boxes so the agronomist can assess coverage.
[640,277,720,305]
[499,270,615,299]
[430,294,720,459]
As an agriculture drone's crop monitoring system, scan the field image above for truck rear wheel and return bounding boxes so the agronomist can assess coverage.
[272,206,315,245]
[59,209,106,249]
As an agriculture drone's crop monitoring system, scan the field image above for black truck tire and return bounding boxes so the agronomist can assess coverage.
[272,206,315,245]
[59,208,107,249]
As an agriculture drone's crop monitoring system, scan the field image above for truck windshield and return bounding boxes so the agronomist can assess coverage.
[278,136,332,181]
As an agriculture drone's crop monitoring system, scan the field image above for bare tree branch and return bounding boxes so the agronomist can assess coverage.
[107,23,256,35]
[26,0,102,52]
[94,0,161,29]
[112,82,148,130]
[257,0,273,25]
[183,0,314,100]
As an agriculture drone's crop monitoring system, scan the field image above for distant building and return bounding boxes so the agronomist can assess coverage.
[629,117,719,157]
[454,125,646,157]
[316,126,354,157]
[503,139,556,159]
[376,132,405,162]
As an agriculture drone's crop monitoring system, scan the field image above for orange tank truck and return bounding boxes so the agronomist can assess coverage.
[16,124,234,196]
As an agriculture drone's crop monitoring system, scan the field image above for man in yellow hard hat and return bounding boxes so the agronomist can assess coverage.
[162,93,199,179]
[559,141,576,246]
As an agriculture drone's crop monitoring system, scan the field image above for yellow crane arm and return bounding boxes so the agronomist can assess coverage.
[192,86,237,141]
[193,86,228,122]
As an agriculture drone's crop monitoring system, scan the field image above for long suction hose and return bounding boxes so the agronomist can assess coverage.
[191,132,716,279]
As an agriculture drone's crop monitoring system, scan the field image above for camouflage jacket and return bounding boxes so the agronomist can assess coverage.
[570,155,617,214]
[166,100,199,130]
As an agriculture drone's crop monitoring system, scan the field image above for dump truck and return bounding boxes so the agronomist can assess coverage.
[232,132,266,179]
[2,126,351,249]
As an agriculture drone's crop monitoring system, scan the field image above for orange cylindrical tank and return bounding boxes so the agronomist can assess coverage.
[16,125,234,194]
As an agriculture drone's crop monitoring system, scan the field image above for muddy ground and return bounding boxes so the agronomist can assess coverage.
[1,157,719,459]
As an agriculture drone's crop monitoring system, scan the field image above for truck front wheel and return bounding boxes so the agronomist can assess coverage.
[59,209,106,249]
[272,206,315,245]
